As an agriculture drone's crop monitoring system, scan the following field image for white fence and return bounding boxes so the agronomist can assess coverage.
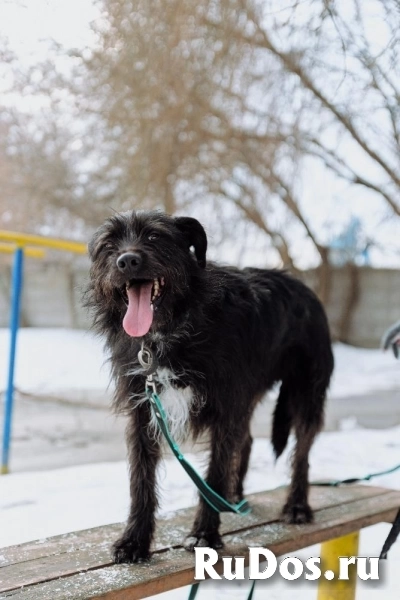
[0,261,398,347]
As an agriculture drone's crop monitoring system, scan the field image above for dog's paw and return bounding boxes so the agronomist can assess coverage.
[112,538,151,564]
[183,531,224,552]
[282,502,314,524]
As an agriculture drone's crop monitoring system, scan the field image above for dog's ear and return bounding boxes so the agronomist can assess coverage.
[174,217,207,268]
[88,224,107,261]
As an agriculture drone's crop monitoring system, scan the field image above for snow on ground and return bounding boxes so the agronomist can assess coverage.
[1,430,400,599]
[0,328,110,397]
[0,328,400,399]
[330,343,400,398]
[1,429,400,548]
[1,328,400,598]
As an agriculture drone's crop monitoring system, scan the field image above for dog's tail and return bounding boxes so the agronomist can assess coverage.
[271,384,292,459]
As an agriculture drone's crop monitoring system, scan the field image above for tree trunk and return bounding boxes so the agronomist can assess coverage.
[337,263,360,343]
[316,246,332,307]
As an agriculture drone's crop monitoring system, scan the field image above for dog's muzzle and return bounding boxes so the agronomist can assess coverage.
[116,252,142,276]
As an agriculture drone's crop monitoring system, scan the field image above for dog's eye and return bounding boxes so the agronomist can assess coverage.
[148,233,159,241]
[104,242,114,251]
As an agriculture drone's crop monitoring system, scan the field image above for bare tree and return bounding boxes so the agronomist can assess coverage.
[0,107,84,234]
[212,0,400,216]
[2,0,399,306]
[65,0,333,295]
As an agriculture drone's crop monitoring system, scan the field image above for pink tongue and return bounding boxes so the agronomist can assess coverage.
[123,282,154,337]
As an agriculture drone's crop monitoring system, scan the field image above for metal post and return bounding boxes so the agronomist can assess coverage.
[317,531,360,600]
[1,247,24,474]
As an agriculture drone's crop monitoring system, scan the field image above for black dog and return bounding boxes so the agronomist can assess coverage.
[86,210,334,563]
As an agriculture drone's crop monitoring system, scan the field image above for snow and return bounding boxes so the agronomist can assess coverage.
[1,329,400,399]
[0,328,110,397]
[1,432,400,599]
[0,327,400,599]
[1,430,400,549]
[331,343,400,398]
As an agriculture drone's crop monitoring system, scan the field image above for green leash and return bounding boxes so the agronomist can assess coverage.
[139,343,250,515]
[138,344,252,600]
[146,383,250,515]
[138,343,400,599]
[310,465,400,561]
[311,462,400,487]
[187,583,200,600]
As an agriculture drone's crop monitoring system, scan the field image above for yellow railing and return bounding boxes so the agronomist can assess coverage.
[0,243,46,259]
[0,231,87,254]
[1,229,88,475]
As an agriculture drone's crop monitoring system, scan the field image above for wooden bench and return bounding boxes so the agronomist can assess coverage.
[1,485,399,600]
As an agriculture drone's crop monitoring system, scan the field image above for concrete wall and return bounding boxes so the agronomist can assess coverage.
[302,267,399,347]
[0,261,90,330]
[338,268,399,347]
[0,261,398,347]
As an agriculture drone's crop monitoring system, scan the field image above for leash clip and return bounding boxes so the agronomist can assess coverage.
[145,372,157,395]
[138,341,159,394]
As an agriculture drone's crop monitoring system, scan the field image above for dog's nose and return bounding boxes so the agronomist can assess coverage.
[116,252,142,273]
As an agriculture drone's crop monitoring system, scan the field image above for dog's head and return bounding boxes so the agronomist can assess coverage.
[87,210,207,338]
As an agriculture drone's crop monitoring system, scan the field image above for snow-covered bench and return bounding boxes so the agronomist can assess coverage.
[1,485,399,600]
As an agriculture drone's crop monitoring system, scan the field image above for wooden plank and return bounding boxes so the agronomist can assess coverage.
[1,490,399,600]
[0,486,394,593]
[0,484,387,567]
[1,488,399,600]
[0,525,123,569]
[0,485,389,594]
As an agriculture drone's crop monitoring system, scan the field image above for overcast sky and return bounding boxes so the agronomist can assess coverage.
[1,0,399,268]
[0,0,97,59]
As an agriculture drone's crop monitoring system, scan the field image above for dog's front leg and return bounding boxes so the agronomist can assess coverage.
[113,404,160,563]
[184,425,241,551]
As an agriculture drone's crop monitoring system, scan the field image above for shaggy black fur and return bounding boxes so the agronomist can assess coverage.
[85,210,334,563]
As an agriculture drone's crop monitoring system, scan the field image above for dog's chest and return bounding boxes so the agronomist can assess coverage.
[151,368,195,441]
